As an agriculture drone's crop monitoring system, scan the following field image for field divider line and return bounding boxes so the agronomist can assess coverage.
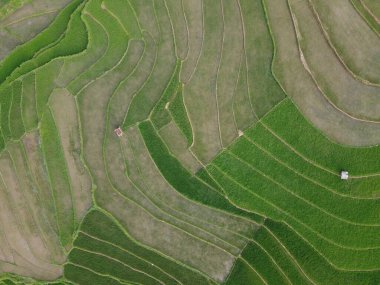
[166,103,194,148]
[288,0,380,124]
[0,203,15,264]
[248,240,293,285]
[2,9,59,27]
[271,220,380,272]
[7,145,54,263]
[38,111,67,251]
[56,1,95,85]
[240,257,269,285]
[4,244,61,274]
[123,130,242,255]
[212,164,380,252]
[19,138,64,264]
[126,127,256,240]
[244,134,380,201]
[73,10,127,96]
[106,144,240,260]
[102,3,129,36]
[145,121,259,239]
[140,0,177,124]
[177,0,192,63]
[196,160,267,226]
[307,0,380,87]
[181,87,195,147]
[236,0,258,121]
[126,0,143,34]
[215,0,227,149]
[231,41,245,133]
[18,80,27,134]
[181,0,204,85]
[260,122,337,176]
[0,166,52,266]
[98,41,248,254]
[47,104,77,227]
[163,0,180,61]
[73,93,97,209]
[7,85,14,139]
[65,262,138,285]
[5,3,88,85]
[148,61,180,124]
[72,10,142,217]
[350,0,380,37]
[73,246,166,285]
[261,121,380,179]
[98,206,215,283]
[229,151,380,227]
[68,9,111,94]
[121,30,159,128]
[78,231,183,285]
[261,0,292,102]
[358,0,380,26]
[98,177,229,281]
[262,226,318,285]
[0,168,62,271]
[180,0,190,61]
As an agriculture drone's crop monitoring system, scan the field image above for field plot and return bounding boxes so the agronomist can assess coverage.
[0,0,380,284]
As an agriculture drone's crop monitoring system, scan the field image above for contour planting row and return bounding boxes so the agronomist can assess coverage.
[0,0,85,84]
[227,219,380,285]
[309,0,380,85]
[288,0,380,122]
[66,0,258,282]
[206,98,380,270]
[65,210,214,285]
[264,0,380,146]
[350,0,380,38]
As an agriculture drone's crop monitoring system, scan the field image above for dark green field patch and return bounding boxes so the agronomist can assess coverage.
[168,88,193,146]
[138,120,263,223]
[0,0,83,84]
[64,263,124,285]
[0,84,12,141]
[225,259,266,285]
[9,3,88,81]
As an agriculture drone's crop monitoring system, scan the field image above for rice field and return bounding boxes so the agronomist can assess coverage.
[0,0,379,284]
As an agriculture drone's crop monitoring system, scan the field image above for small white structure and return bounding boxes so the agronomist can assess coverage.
[340,171,349,180]
[114,127,123,137]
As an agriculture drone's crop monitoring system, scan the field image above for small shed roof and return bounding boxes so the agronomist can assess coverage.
[114,127,123,137]
[340,171,349,180]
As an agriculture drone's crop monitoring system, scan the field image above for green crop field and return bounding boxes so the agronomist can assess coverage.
[0,0,379,284]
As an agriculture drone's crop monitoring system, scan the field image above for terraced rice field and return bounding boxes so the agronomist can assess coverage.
[0,0,379,284]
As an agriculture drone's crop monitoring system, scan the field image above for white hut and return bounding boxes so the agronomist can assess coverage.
[340,171,349,180]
